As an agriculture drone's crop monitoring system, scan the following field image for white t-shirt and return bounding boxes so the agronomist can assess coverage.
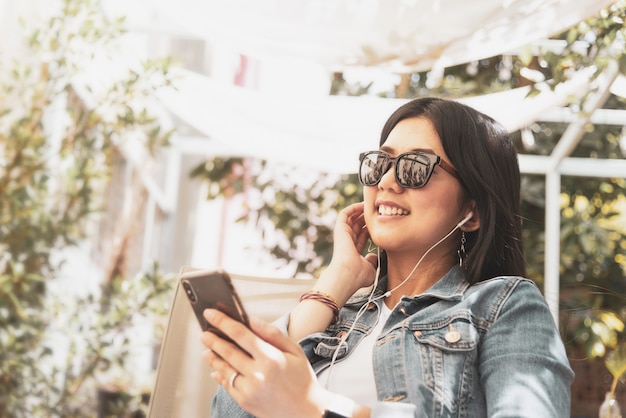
[316,302,393,407]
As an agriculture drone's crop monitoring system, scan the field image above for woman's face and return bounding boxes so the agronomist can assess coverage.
[363,117,469,258]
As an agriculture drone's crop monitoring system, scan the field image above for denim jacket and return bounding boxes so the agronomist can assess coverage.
[211,266,574,417]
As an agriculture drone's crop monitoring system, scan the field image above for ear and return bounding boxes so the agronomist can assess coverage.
[461,201,480,232]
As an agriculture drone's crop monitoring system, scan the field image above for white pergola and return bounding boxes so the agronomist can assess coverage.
[154,62,626,325]
[2,0,625,325]
[120,0,623,325]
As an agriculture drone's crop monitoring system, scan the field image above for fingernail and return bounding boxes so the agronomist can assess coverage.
[203,308,214,321]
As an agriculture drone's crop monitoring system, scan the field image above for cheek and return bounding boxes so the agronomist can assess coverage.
[364,209,375,232]
[363,187,376,209]
[363,185,376,201]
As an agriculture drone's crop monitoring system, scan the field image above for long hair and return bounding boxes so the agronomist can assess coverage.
[379,97,525,283]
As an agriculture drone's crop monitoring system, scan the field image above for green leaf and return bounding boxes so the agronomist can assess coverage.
[606,344,626,378]
[606,343,626,395]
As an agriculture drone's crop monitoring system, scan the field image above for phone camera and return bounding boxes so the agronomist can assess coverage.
[182,281,197,302]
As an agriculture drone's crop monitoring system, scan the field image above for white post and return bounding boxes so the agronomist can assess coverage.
[544,171,562,325]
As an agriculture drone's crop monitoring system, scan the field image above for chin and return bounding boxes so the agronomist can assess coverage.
[368,231,395,250]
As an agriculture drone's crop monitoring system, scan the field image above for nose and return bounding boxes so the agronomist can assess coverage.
[378,161,403,191]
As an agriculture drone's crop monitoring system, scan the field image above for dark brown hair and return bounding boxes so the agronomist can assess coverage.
[379,97,525,283]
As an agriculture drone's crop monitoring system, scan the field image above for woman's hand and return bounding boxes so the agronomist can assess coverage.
[201,309,331,418]
[312,202,379,304]
[288,202,378,340]
[327,202,379,291]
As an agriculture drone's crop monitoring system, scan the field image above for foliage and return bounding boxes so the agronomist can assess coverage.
[518,0,626,359]
[606,342,626,397]
[337,1,626,362]
[539,0,626,86]
[0,0,174,416]
[509,102,626,359]
[193,0,626,362]
[191,158,362,276]
[29,263,174,417]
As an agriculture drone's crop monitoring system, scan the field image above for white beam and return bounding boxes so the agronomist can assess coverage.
[519,155,626,177]
[540,107,626,126]
[546,61,620,172]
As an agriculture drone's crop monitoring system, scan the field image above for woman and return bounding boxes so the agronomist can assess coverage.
[201,97,574,417]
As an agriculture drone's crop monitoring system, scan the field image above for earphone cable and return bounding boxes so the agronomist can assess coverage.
[322,216,468,389]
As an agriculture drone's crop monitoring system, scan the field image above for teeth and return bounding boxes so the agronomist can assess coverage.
[378,205,409,216]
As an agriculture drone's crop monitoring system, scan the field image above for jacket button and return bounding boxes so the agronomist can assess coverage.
[367,302,377,311]
[445,324,461,343]
[336,331,347,339]
[413,330,422,337]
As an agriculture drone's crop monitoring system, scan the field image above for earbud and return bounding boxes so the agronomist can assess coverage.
[457,211,473,227]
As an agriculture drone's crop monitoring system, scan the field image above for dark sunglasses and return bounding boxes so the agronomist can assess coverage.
[358,150,458,189]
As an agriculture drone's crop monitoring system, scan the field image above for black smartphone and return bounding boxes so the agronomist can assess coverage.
[180,269,250,341]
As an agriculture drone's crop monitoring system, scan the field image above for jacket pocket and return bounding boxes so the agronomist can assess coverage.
[410,313,479,351]
[312,335,349,358]
[408,313,480,417]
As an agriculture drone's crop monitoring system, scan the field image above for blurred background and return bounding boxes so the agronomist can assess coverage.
[1,0,626,416]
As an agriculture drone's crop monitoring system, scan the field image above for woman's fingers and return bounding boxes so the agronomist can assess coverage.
[344,202,366,232]
[249,316,301,354]
[364,252,379,270]
[201,309,327,418]
[355,219,371,252]
[336,203,367,246]
[200,310,255,370]
[202,348,239,388]
[201,309,296,368]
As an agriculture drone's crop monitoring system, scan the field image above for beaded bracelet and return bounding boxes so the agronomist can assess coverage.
[299,289,339,325]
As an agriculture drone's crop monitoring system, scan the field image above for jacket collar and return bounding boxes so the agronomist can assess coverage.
[348,265,470,305]
[416,265,470,301]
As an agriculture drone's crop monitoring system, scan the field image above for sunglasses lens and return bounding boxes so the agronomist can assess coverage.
[359,152,435,188]
[396,154,432,188]
[359,152,386,185]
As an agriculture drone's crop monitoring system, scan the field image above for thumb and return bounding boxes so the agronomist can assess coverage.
[365,252,379,270]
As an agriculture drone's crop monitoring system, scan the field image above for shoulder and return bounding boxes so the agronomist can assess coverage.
[468,275,541,297]
[465,276,550,324]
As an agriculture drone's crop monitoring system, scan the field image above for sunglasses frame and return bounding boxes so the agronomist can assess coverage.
[358,150,458,189]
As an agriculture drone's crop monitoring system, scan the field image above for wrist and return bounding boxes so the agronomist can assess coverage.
[316,265,362,305]
[321,393,357,418]
[300,290,339,324]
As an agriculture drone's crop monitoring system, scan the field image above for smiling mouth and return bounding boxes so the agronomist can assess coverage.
[377,204,409,216]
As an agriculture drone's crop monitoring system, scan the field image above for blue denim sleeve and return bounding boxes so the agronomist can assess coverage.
[478,279,574,417]
[210,385,254,418]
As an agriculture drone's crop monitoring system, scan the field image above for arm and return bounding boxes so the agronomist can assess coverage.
[479,280,574,417]
[205,203,377,417]
[288,202,378,340]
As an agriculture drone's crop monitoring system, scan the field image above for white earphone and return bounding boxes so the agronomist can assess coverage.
[323,210,475,388]
[457,211,473,228]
